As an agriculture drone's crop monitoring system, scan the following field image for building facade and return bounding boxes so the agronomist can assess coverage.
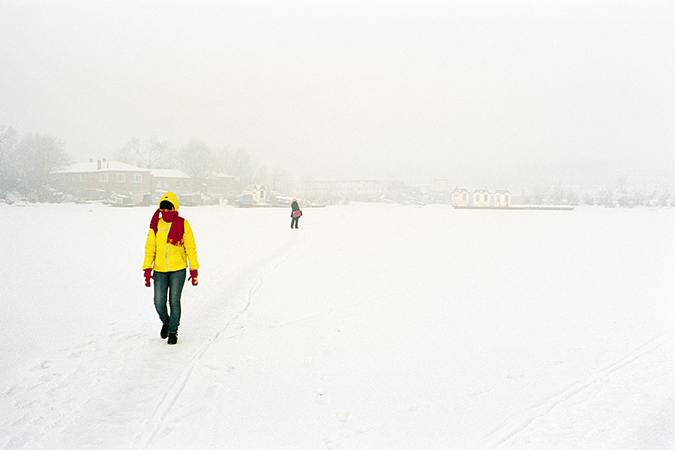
[472,189,491,207]
[452,188,471,207]
[494,189,512,207]
[150,169,193,195]
[50,160,152,200]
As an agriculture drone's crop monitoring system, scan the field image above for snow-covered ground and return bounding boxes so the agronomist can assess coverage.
[1,202,674,450]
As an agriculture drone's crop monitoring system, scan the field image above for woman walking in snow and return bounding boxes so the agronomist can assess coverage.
[290,198,302,229]
[143,192,199,345]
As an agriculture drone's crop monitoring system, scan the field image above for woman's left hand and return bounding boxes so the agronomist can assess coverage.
[189,269,198,286]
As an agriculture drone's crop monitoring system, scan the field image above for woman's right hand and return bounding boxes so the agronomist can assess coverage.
[144,268,153,287]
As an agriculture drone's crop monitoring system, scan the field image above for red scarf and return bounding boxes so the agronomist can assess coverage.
[149,209,185,246]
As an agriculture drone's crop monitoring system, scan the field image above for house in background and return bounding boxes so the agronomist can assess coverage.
[51,160,202,205]
[50,159,151,201]
[245,185,269,203]
[235,185,270,207]
[150,169,192,195]
[494,189,512,208]
[207,173,239,198]
[452,188,471,207]
[472,189,491,207]
[452,188,514,208]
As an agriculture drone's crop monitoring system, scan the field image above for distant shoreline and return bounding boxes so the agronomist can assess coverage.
[452,205,575,211]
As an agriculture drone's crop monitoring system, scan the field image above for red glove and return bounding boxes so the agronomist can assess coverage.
[144,268,153,287]
[189,269,198,286]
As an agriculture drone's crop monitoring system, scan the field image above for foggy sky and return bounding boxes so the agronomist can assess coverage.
[1,0,674,186]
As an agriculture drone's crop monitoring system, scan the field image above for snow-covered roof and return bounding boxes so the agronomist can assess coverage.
[54,161,149,173]
[209,172,236,179]
[150,169,191,179]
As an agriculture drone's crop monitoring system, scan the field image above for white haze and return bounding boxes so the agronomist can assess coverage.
[1,0,674,185]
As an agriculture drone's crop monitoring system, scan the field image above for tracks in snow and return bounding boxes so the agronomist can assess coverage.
[135,233,302,450]
[480,329,675,450]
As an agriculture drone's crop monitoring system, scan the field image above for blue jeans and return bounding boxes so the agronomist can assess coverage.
[153,269,186,334]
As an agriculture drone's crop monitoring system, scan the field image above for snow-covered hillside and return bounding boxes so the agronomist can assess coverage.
[1,202,673,450]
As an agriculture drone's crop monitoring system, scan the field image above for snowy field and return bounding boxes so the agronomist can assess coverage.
[1,202,674,450]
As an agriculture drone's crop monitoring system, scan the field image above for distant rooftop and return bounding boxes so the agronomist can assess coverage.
[150,169,191,179]
[54,160,149,173]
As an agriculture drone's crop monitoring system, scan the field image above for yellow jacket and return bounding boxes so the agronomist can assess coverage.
[143,192,199,272]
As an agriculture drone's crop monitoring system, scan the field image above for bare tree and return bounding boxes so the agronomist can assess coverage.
[116,136,172,169]
[598,188,614,207]
[0,126,19,192]
[267,167,295,194]
[178,140,219,192]
[13,132,70,196]
[550,183,566,204]
[230,148,258,186]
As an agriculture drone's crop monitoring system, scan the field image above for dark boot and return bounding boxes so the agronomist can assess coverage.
[167,333,178,345]
[160,324,169,339]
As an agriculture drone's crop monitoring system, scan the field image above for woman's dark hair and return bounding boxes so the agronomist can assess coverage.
[160,200,174,210]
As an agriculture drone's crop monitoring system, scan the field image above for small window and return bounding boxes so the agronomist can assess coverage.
[133,174,142,183]
[99,174,108,183]
[117,174,125,182]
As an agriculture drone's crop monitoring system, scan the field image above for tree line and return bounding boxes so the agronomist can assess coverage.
[113,136,294,194]
[0,126,295,201]
[0,126,70,200]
